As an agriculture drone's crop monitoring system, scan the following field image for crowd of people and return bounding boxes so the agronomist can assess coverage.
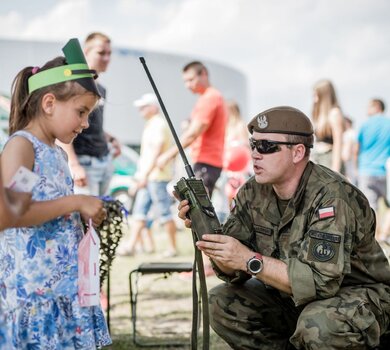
[1,31,390,349]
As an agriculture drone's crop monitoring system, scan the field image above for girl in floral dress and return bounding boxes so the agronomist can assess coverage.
[0,39,111,349]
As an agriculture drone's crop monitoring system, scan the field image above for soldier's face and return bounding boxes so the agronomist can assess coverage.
[251,132,295,185]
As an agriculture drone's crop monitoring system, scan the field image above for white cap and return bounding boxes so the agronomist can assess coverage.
[133,93,159,108]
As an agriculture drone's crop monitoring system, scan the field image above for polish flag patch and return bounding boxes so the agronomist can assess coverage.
[318,206,335,219]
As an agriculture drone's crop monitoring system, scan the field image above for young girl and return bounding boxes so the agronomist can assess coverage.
[311,79,344,173]
[0,39,111,349]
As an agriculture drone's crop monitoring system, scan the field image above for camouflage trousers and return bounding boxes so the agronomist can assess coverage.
[209,278,390,349]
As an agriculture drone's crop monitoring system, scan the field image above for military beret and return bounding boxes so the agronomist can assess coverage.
[247,106,314,136]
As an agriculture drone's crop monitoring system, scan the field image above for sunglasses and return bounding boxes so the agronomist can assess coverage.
[249,138,300,154]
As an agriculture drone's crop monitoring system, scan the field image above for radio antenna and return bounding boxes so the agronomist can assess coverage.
[139,57,195,178]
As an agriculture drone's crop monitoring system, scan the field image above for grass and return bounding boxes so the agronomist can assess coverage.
[102,221,231,350]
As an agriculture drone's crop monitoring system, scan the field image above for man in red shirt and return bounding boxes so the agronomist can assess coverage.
[158,61,227,196]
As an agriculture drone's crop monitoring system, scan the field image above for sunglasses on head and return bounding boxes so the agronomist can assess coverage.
[249,138,300,154]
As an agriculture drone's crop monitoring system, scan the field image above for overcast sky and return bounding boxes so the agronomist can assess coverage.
[1,0,389,127]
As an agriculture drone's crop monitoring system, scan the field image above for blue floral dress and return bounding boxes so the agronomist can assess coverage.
[0,131,111,349]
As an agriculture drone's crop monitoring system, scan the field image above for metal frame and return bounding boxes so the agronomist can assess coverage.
[129,262,193,347]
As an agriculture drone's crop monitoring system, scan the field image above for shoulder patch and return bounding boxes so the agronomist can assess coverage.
[312,241,335,262]
[318,206,335,220]
[307,230,341,264]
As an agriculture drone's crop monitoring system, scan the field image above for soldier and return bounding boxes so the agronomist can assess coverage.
[178,106,390,349]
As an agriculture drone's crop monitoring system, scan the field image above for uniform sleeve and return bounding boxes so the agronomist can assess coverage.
[211,184,255,284]
[288,196,357,306]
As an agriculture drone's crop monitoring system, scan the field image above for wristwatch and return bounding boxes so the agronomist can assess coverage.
[246,253,264,275]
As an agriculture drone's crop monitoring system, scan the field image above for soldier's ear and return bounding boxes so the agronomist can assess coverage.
[291,144,306,164]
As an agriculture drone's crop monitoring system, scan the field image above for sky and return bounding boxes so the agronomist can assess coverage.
[1,0,390,128]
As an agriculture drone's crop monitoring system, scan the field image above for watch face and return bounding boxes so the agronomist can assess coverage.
[248,258,263,274]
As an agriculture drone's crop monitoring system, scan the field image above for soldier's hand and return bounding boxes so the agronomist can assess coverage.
[177,199,192,228]
[196,234,252,271]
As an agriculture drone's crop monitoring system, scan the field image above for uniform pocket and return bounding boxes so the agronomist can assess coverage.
[254,224,275,256]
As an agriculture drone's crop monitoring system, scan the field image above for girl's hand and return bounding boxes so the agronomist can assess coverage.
[5,188,32,216]
[76,195,107,227]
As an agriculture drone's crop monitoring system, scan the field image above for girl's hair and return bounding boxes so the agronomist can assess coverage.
[311,79,340,139]
[9,56,97,135]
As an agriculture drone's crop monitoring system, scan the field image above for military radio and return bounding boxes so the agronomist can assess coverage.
[139,57,222,240]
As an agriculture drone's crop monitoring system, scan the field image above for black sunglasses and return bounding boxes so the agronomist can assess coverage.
[249,138,300,154]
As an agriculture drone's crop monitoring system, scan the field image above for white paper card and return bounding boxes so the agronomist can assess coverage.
[7,166,39,192]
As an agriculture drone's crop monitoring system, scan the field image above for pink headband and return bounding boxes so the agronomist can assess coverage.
[31,66,40,75]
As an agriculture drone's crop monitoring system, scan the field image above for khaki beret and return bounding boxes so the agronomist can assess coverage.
[247,106,314,136]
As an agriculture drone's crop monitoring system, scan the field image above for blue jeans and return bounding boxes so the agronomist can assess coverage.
[132,181,173,224]
[358,175,389,211]
[74,154,114,196]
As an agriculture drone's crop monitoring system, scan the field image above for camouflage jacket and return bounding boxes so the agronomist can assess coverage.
[217,161,390,306]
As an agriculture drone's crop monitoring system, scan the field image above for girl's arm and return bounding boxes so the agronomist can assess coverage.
[0,170,31,230]
[11,194,104,227]
[1,136,106,227]
[0,186,32,230]
[329,107,344,172]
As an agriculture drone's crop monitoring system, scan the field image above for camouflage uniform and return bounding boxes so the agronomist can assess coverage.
[210,162,390,349]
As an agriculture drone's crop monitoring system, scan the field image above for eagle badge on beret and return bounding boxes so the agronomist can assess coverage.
[257,115,268,129]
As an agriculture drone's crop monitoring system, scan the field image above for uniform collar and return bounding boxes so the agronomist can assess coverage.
[277,161,314,230]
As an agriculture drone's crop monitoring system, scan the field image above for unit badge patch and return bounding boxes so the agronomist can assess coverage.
[312,241,335,262]
[307,230,340,264]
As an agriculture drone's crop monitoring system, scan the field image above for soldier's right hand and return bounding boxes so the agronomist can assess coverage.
[76,195,107,227]
[177,199,192,228]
